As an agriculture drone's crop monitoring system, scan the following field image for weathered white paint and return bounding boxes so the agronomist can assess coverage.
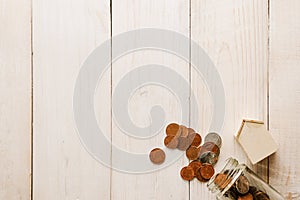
[33,0,111,199]
[0,0,299,199]
[191,0,269,199]
[269,0,300,199]
[111,0,190,199]
[0,0,31,199]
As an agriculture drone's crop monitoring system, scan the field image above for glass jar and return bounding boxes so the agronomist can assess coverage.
[207,158,284,200]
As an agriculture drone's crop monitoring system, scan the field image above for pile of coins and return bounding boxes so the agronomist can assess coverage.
[214,173,270,200]
[164,123,201,151]
[149,122,222,183]
[160,123,222,182]
[180,131,222,182]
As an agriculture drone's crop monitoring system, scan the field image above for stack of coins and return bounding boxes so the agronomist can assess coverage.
[162,124,223,183]
[214,173,270,200]
[199,132,222,165]
[149,123,223,184]
[164,123,202,152]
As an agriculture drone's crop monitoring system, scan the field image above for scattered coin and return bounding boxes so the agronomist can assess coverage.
[180,166,194,181]
[166,123,181,137]
[149,148,165,164]
[199,151,219,165]
[191,133,202,147]
[188,161,202,174]
[186,146,200,160]
[236,175,250,195]
[180,125,189,138]
[187,131,196,144]
[200,163,215,180]
[195,167,209,182]
[187,128,195,134]
[164,135,179,149]
[238,193,253,200]
[204,132,222,148]
[177,137,191,151]
[200,142,220,156]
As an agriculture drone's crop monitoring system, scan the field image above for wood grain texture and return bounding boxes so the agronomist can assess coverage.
[0,0,31,199]
[33,0,111,199]
[191,0,269,199]
[1,0,300,199]
[269,0,300,199]
[111,0,190,199]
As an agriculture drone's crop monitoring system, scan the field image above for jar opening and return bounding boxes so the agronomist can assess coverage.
[207,158,245,198]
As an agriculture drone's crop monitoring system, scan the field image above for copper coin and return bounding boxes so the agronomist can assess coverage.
[248,186,257,195]
[236,175,250,195]
[188,160,202,174]
[186,146,200,160]
[200,142,220,156]
[177,137,191,151]
[166,123,180,137]
[214,173,232,190]
[164,135,179,149]
[180,125,189,138]
[204,132,222,148]
[191,133,202,147]
[224,190,239,199]
[187,127,195,134]
[149,148,165,164]
[187,131,196,144]
[253,191,270,200]
[238,193,253,200]
[200,163,215,180]
[180,166,194,181]
[195,167,209,182]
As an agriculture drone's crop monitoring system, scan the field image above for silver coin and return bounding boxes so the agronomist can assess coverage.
[199,151,219,165]
[204,132,222,148]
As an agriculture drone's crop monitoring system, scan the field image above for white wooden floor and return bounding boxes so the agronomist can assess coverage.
[0,0,300,199]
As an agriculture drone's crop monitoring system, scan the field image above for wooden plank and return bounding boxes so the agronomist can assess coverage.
[0,0,31,199]
[269,0,300,199]
[111,0,190,199]
[190,0,269,199]
[33,0,111,199]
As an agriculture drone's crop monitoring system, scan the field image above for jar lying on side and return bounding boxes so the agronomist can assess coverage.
[207,158,284,200]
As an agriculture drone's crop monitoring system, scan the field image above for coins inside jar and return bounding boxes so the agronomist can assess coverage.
[214,173,232,190]
[237,193,253,200]
[236,175,250,195]
[253,190,270,200]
